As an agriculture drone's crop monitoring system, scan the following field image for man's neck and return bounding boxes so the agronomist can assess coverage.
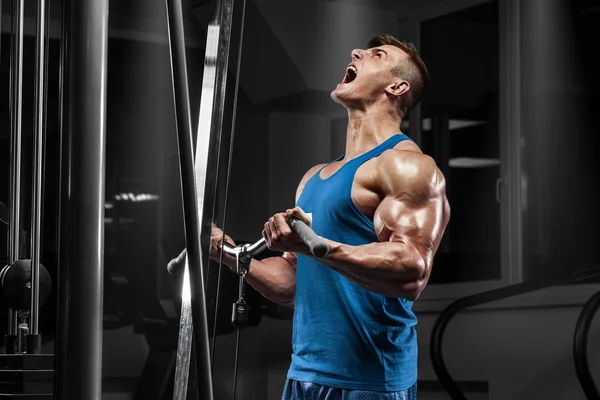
[344,108,403,160]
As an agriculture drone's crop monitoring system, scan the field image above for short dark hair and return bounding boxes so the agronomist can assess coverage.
[367,34,429,117]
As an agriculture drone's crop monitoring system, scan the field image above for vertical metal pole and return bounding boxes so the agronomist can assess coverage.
[194,0,236,319]
[165,0,214,398]
[499,0,524,284]
[29,0,48,348]
[6,0,25,354]
[55,0,108,398]
[54,0,69,391]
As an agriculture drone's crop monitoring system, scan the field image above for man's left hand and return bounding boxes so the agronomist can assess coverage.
[262,207,312,254]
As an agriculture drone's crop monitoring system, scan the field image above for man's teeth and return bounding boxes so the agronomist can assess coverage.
[344,66,357,83]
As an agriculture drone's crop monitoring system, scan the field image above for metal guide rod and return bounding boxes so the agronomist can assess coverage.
[195,2,236,248]
[7,0,25,342]
[54,0,68,392]
[193,0,237,390]
[30,0,48,337]
[173,264,195,399]
[165,0,214,398]
[55,0,108,397]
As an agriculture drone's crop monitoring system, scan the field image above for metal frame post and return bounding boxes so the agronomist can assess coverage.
[55,0,109,397]
[27,0,49,355]
[6,0,25,355]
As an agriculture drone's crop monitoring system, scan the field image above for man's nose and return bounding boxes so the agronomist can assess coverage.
[351,49,364,61]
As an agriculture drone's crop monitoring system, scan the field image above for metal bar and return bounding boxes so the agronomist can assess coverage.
[430,265,600,399]
[195,3,236,267]
[55,0,108,398]
[165,0,214,398]
[220,239,267,260]
[30,0,48,337]
[54,0,69,391]
[173,264,195,399]
[240,238,267,257]
[7,0,25,343]
[192,0,236,392]
[56,0,68,252]
[500,0,524,284]
[41,0,51,257]
[573,290,600,400]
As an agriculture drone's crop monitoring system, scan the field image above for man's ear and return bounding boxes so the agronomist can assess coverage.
[385,80,410,98]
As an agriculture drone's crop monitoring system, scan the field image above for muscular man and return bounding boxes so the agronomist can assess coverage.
[211,34,450,399]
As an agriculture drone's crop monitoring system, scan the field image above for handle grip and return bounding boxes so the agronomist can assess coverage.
[287,216,329,258]
[167,248,187,276]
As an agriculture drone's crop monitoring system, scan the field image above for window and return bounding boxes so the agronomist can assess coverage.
[417,1,502,285]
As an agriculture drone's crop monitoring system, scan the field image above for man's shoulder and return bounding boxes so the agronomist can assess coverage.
[379,143,438,174]
[302,163,328,181]
[295,163,328,203]
[297,163,328,187]
[377,146,445,197]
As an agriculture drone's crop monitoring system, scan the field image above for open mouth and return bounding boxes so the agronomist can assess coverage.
[342,65,357,84]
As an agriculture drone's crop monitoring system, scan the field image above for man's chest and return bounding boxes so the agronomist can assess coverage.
[314,158,382,220]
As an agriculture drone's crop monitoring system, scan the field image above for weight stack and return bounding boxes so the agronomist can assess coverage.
[0,354,54,399]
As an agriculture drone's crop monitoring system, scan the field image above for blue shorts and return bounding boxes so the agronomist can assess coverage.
[281,378,417,400]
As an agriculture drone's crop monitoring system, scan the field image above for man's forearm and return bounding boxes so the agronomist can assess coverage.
[245,257,296,307]
[314,240,426,299]
[218,254,296,307]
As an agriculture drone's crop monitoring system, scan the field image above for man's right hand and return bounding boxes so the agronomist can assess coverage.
[210,223,236,265]
[168,224,238,276]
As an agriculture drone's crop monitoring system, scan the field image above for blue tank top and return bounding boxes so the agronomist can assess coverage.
[287,134,418,392]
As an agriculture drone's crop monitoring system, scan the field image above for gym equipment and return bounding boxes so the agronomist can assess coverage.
[0,260,52,313]
[0,0,56,397]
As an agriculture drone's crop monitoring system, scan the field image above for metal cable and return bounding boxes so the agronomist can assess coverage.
[226,1,248,399]
[209,2,249,398]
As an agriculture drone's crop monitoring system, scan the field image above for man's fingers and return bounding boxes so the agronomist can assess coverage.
[267,217,278,236]
[210,223,237,248]
[286,206,312,226]
[264,220,275,244]
[270,217,280,241]
[274,214,292,236]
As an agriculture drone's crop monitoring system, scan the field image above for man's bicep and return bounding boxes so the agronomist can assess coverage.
[373,194,447,261]
[376,152,449,251]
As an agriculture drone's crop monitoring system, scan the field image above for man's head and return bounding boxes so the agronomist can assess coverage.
[331,34,428,118]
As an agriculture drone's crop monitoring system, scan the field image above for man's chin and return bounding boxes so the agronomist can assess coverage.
[330,89,345,105]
